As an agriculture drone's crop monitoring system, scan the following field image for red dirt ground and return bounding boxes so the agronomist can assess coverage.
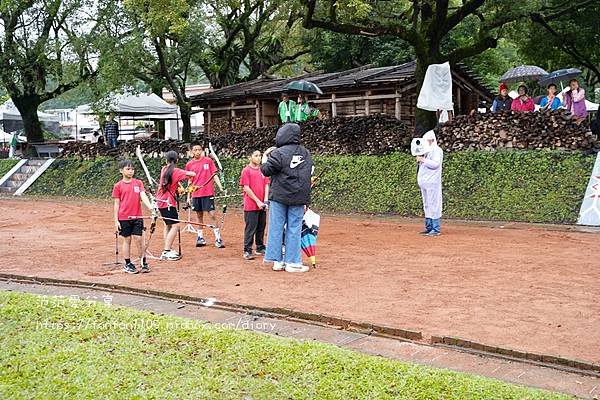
[1,197,599,364]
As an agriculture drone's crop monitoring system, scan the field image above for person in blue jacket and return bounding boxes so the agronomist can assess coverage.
[539,83,562,111]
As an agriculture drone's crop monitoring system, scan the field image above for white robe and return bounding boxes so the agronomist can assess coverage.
[417,136,443,219]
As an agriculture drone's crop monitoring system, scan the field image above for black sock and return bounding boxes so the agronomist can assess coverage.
[125,258,131,265]
[142,257,147,264]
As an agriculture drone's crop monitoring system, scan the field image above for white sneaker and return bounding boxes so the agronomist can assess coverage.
[272,261,285,271]
[285,263,309,273]
[160,250,181,261]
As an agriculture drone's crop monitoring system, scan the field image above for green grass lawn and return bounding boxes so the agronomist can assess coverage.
[0,291,570,399]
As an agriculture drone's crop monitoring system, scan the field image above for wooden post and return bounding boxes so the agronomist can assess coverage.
[331,93,337,118]
[395,90,401,120]
[456,86,462,115]
[206,105,211,134]
[365,91,371,116]
[255,100,260,128]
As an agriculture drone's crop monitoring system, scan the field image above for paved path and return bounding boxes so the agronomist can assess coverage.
[2,280,598,399]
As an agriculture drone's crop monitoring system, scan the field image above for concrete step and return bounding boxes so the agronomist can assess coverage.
[10,173,32,181]
[27,160,46,166]
[18,166,38,174]
[0,186,16,193]
[5,180,27,188]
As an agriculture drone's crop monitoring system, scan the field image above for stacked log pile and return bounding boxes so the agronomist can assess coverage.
[208,119,229,134]
[58,115,412,158]
[203,115,412,157]
[438,110,598,152]
[58,139,188,159]
[56,112,598,159]
[231,117,255,132]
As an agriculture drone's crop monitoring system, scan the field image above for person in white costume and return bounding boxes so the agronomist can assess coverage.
[416,130,443,236]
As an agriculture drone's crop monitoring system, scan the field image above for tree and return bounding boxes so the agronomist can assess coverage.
[520,2,600,100]
[123,0,206,142]
[197,0,310,88]
[0,0,108,142]
[301,0,595,132]
[306,30,413,72]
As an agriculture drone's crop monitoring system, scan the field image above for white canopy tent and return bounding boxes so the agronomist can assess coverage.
[0,100,61,134]
[75,92,182,140]
[76,93,178,118]
[0,100,61,123]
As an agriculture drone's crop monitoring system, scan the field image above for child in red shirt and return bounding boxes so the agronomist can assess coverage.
[239,149,270,260]
[112,159,154,274]
[156,150,195,261]
[185,143,225,248]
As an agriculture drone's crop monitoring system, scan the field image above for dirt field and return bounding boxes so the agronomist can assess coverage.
[1,197,598,364]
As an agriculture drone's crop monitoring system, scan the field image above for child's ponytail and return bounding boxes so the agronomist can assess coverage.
[162,150,178,192]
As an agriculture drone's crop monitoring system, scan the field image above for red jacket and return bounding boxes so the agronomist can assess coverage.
[511,96,535,112]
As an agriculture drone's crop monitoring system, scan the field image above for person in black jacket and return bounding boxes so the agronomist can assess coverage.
[591,112,599,137]
[261,123,313,273]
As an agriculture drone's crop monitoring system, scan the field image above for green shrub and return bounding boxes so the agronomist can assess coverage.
[27,151,595,223]
[0,159,19,178]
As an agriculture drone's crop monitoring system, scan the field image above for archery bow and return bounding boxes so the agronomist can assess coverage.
[208,142,228,230]
[135,145,159,258]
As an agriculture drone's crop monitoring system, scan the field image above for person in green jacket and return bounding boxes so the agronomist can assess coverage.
[295,95,321,122]
[278,93,297,124]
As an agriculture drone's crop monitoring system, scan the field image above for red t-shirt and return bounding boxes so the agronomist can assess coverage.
[112,179,145,221]
[156,167,188,209]
[186,157,218,198]
[239,165,270,211]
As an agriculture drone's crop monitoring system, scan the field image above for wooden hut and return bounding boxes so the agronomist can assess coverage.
[191,61,493,134]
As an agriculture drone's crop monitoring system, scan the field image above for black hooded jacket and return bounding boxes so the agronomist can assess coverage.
[260,123,313,206]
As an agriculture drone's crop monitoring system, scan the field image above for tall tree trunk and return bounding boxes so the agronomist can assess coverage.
[13,96,44,143]
[413,58,438,136]
[151,85,166,139]
[179,102,192,142]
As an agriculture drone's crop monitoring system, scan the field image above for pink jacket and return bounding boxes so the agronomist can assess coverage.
[511,96,535,112]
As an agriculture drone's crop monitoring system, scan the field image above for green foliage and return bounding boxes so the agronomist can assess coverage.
[510,1,600,100]
[40,84,95,110]
[0,0,109,142]
[307,30,414,72]
[27,151,595,224]
[0,160,18,177]
[311,151,593,223]
[0,290,569,399]
[28,156,246,199]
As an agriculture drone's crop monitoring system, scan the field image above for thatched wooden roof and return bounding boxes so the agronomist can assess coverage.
[191,61,493,105]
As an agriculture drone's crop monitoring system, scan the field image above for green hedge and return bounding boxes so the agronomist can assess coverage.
[27,151,595,223]
[311,151,595,223]
[0,159,18,178]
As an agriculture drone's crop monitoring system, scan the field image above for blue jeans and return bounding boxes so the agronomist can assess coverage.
[425,218,441,233]
[265,200,303,264]
[108,136,118,148]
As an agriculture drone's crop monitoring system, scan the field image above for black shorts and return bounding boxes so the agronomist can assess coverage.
[119,219,143,237]
[159,207,179,225]
[192,196,215,212]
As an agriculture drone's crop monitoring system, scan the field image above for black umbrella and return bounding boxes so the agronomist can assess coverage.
[284,80,324,95]
[539,68,582,86]
[499,65,549,84]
